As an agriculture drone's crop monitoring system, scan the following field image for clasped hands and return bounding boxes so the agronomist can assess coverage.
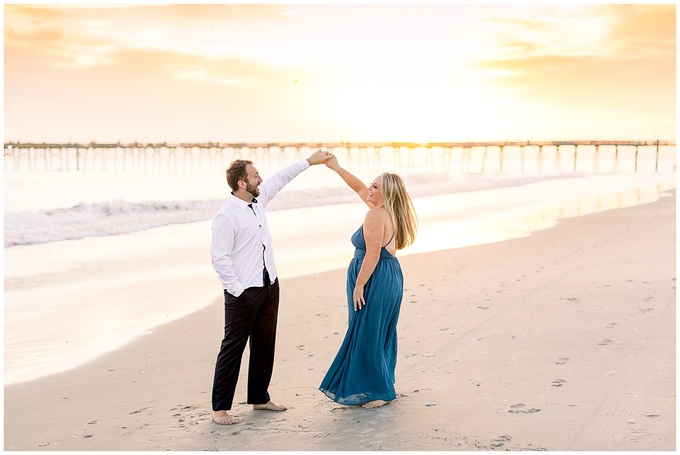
[307,149,334,165]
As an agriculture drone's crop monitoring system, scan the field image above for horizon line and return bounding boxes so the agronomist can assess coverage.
[4,139,676,149]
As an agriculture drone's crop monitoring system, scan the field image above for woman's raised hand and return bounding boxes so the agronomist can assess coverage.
[307,149,332,166]
[324,154,340,170]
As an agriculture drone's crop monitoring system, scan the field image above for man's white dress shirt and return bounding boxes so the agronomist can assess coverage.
[211,159,310,297]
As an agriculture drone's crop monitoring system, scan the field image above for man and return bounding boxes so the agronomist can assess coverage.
[210,149,330,425]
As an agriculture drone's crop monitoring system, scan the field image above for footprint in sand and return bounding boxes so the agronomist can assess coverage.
[508,403,541,414]
[552,379,566,387]
[490,434,512,448]
[606,322,617,329]
[556,357,570,365]
[598,339,612,346]
[170,405,205,429]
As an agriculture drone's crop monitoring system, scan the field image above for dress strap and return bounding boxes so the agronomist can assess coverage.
[383,231,395,248]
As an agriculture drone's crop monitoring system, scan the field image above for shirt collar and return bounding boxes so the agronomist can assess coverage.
[229,192,258,210]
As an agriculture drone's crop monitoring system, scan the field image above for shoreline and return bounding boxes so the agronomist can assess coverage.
[4,174,675,385]
[5,190,675,451]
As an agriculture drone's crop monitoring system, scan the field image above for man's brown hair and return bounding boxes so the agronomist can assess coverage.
[226,160,253,192]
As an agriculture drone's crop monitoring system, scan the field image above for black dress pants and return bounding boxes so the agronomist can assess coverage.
[212,275,280,411]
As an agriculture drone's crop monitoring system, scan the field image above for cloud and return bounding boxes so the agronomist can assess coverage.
[478,53,674,105]
[4,4,290,68]
[4,6,66,51]
[5,3,675,142]
[602,3,676,55]
[472,4,675,127]
[142,4,286,22]
[4,39,323,142]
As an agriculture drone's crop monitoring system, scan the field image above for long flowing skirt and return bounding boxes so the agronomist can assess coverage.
[319,255,403,405]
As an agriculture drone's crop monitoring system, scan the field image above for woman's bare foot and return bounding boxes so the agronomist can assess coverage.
[253,401,287,411]
[362,400,391,409]
[212,410,237,425]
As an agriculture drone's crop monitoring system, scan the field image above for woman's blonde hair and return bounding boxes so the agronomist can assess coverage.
[380,172,417,250]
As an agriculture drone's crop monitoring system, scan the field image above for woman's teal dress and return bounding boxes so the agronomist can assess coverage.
[319,225,404,405]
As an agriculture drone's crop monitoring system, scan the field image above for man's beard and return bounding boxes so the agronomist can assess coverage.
[246,182,260,198]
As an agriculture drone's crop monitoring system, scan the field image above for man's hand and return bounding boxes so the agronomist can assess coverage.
[307,149,332,166]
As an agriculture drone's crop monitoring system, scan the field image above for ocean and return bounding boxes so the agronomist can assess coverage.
[4,144,676,384]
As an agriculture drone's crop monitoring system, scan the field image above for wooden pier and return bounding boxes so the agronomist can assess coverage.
[3,140,676,174]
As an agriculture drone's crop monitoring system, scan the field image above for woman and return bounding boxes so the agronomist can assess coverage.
[319,154,417,408]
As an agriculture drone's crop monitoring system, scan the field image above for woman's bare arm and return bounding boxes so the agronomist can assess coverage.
[352,208,385,310]
[325,155,370,207]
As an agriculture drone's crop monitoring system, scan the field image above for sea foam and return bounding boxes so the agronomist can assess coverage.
[4,174,575,247]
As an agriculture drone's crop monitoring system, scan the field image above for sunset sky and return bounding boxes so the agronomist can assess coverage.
[4,2,676,144]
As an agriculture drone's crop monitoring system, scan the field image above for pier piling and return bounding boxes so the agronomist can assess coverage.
[3,140,675,175]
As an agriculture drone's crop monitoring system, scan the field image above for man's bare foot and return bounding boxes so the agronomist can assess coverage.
[253,401,287,411]
[212,410,237,425]
[362,400,391,409]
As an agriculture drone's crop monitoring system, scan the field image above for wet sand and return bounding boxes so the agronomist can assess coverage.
[4,190,675,451]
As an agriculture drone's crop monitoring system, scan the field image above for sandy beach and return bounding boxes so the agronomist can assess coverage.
[4,190,675,451]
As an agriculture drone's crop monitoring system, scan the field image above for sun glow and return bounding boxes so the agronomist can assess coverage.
[4,3,675,143]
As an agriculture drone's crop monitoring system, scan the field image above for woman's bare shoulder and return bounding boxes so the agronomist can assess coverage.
[363,207,391,231]
[365,206,390,220]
